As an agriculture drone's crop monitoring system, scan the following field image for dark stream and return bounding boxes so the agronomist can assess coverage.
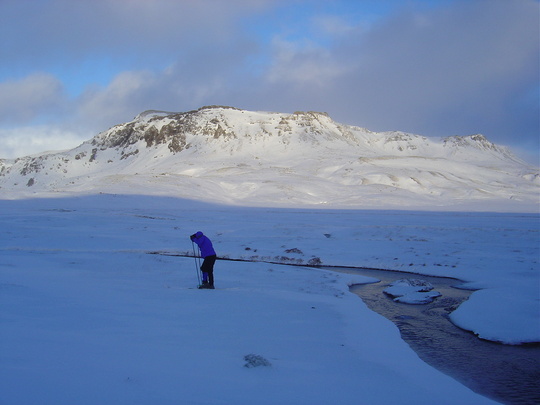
[326,266,540,405]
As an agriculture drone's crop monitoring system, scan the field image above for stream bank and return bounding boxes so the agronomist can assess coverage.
[328,266,540,405]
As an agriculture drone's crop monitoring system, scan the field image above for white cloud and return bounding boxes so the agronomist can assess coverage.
[74,65,233,133]
[0,0,537,164]
[77,71,157,125]
[309,0,540,142]
[0,125,90,159]
[0,0,286,70]
[264,37,353,89]
[311,14,358,37]
[0,73,66,123]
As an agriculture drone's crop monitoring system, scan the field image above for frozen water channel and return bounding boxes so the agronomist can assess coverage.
[327,266,540,405]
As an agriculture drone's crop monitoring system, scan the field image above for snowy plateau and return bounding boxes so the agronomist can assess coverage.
[1,106,539,404]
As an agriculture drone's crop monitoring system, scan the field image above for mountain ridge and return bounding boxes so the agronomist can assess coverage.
[1,105,538,211]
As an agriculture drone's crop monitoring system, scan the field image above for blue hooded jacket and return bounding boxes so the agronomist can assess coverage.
[192,231,216,258]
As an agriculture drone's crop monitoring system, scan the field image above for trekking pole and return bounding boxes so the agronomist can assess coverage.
[191,241,201,286]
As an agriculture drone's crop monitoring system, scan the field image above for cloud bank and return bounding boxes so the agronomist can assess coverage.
[0,0,538,163]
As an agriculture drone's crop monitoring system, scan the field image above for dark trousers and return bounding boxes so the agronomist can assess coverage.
[201,255,216,285]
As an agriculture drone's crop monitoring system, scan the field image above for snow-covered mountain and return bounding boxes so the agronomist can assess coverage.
[1,105,538,210]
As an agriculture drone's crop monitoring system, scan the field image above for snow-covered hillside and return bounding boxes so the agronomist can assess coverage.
[0,105,538,211]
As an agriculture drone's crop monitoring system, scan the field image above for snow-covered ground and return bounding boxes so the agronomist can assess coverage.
[1,194,538,404]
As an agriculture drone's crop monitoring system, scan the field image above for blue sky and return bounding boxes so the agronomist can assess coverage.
[0,0,538,164]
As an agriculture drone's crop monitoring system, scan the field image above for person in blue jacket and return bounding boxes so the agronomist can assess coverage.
[190,231,217,289]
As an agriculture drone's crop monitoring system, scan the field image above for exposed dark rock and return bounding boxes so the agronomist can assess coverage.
[243,354,271,368]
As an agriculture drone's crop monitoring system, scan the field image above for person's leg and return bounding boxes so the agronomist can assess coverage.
[201,255,216,287]
[208,268,214,287]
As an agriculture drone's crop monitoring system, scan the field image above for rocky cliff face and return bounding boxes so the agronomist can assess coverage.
[88,106,359,155]
[0,105,537,211]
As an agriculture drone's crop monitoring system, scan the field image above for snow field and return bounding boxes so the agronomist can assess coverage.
[1,194,537,404]
[1,250,495,405]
